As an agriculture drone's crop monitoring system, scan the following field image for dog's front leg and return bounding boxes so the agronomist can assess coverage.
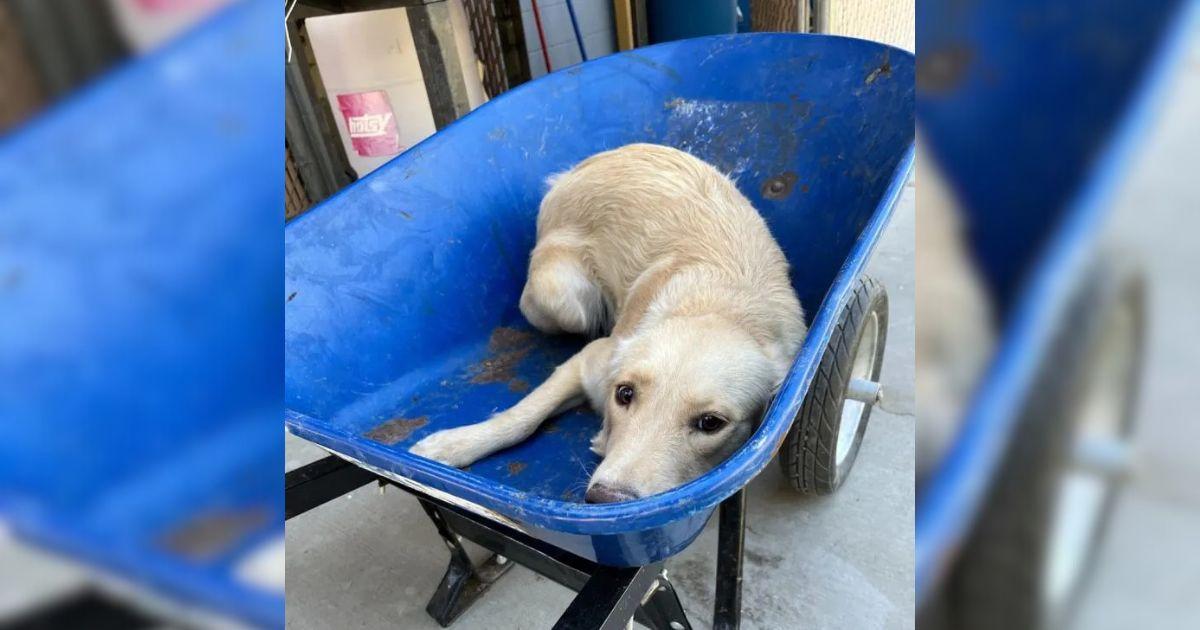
[410,337,614,467]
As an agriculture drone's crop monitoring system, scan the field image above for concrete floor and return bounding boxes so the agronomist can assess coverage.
[285,184,917,630]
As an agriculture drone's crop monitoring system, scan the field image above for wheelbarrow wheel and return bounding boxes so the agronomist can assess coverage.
[950,255,1145,630]
[779,275,888,495]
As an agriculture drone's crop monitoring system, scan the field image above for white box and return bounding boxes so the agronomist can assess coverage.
[306,2,486,178]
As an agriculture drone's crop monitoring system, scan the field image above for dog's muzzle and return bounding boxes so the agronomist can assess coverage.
[585,483,638,504]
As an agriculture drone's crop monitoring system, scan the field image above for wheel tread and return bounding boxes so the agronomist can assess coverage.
[778,276,889,494]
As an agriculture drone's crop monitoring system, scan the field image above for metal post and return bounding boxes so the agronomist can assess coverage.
[7,0,127,98]
[285,6,356,204]
[713,489,746,630]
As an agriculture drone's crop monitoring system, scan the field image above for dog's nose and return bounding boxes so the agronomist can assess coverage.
[585,483,638,504]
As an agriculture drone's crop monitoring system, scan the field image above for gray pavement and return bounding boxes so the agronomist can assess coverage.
[284,182,917,630]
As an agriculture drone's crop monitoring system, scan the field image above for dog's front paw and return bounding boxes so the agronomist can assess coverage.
[410,427,487,468]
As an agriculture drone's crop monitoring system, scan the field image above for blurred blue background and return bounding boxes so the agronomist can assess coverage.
[0,0,282,627]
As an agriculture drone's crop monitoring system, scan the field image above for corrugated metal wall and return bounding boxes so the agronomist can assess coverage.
[463,0,509,97]
[285,143,312,220]
[817,0,914,51]
[751,0,808,33]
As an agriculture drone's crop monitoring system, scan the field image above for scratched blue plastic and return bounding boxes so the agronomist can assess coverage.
[286,34,914,566]
[0,1,282,627]
[915,0,1194,600]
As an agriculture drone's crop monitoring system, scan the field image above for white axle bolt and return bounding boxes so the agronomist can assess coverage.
[846,377,882,405]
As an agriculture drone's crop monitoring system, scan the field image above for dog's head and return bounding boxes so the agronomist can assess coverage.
[585,315,784,503]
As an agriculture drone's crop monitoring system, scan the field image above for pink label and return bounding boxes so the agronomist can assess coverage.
[337,91,402,158]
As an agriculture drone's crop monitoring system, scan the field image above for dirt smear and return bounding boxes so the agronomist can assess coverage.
[865,59,892,84]
[364,416,429,445]
[744,547,783,570]
[916,44,974,94]
[506,461,527,476]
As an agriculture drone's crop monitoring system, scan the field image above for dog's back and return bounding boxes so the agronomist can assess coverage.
[524,143,804,354]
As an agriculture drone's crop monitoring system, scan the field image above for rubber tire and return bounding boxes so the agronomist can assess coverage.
[779,275,888,495]
[948,256,1146,630]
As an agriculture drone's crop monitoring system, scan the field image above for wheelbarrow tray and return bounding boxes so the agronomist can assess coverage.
[915,0,1194,598]
[286,33,914,566]
[0,1,283,627]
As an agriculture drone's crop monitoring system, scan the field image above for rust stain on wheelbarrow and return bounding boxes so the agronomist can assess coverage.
[364,416,429,445]
[762,172,799,200]
[470,327,534,386]
[160,507,269,560]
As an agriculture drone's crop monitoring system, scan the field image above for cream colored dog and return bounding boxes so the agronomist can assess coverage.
[411,144,806,503]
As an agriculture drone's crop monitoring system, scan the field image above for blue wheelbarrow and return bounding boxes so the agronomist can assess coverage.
[916,0,1192,627]
[0,1,283,628]
[286,33,914,628]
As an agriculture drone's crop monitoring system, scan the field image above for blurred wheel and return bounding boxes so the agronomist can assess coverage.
[950,255,1145,630]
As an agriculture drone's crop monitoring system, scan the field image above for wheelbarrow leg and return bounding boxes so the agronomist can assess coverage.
[636,572,693,630]
[552,563,664,630]
[713,489,746,630]
[419,499,514,627]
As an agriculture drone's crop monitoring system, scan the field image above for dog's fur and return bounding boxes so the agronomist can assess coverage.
[411,144,806,502]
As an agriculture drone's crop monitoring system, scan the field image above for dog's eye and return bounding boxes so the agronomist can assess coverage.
[694,413,729,433]
[615,384,635,406]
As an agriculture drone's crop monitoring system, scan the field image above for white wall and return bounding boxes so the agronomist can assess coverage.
[519,0,616,77]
